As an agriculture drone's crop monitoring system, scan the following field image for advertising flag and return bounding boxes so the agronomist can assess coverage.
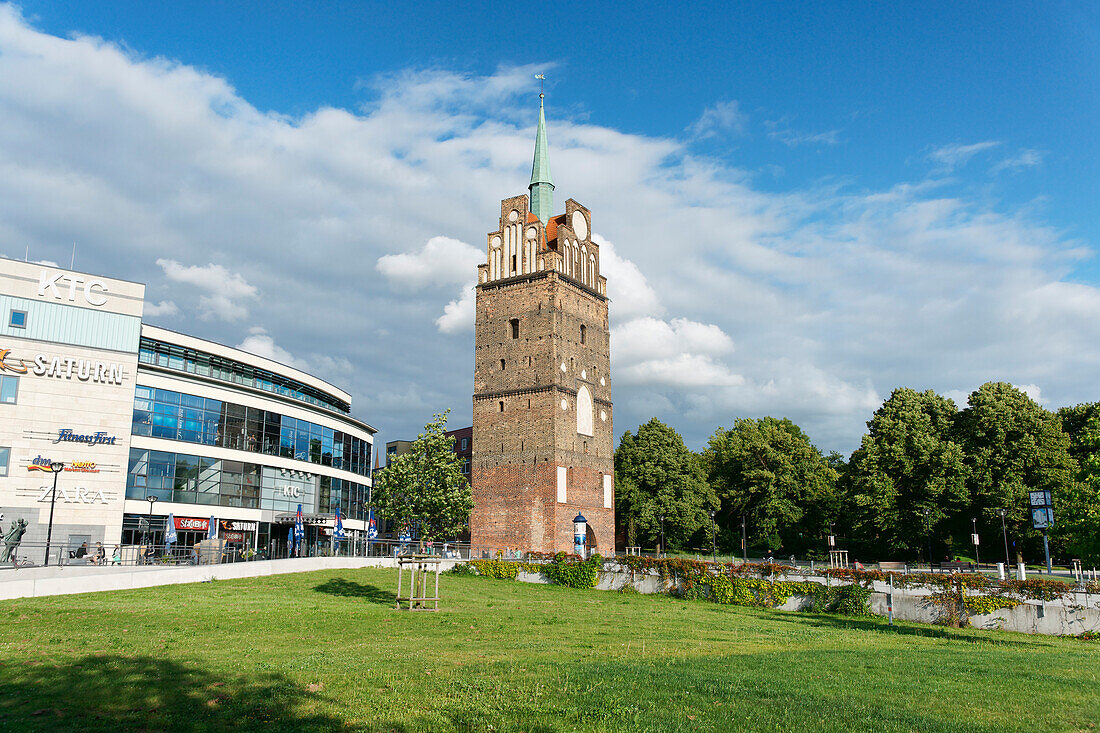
[165,513,178,547]
[207,516,216,540]
[367,509,378,539]
[294,504,305,555]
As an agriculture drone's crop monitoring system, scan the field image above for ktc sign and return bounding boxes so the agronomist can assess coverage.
[37,270,109,307]
[280,486,301,498]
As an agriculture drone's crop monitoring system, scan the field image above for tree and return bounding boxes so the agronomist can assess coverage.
[704,417,837,555]
[954,382,1077,562]
[371,410,473,542]
[1052,416,1100,565]
[846,388,967,560]
[614,419,716,551]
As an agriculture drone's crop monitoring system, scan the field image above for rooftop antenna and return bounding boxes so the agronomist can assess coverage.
[24,246,28,262]
[535,73,545,99]
[70,243,76,270]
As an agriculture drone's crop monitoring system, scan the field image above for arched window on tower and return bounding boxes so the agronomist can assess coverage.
[576,385,594,436]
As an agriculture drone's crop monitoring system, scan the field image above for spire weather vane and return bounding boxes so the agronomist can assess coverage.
[535,73,545,98]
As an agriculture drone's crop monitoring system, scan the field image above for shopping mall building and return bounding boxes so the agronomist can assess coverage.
[0,257,375,558]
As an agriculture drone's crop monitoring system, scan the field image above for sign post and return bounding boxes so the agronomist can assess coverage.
[1028,490,1055,575]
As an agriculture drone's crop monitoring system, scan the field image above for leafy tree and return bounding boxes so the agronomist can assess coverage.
[954,382,1076,562]
[846,388,967,560]
[704,417,837,554]
[371,410,473,542]
[614,419,716,551]
[1057,402,1100,464]
[1052,416,1100,565]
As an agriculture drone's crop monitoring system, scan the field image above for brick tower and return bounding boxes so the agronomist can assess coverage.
[469,95,614,556]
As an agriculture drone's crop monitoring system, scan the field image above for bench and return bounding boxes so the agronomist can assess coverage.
[878,562,907,572]
[939,561,975,572]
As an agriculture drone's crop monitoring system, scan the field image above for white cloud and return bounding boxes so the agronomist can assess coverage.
[991,148,1043,175]
[0,7,1095,453]
[687,100,747,140]
[143,300,179,317]
[236,326,353,383]
[927,141,1001,171]
[765,119,841,147]
[156,259,257,321]
[376,236,482,289]
[435,285,475,334]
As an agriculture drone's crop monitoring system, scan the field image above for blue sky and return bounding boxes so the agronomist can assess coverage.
[3,2,1099,453]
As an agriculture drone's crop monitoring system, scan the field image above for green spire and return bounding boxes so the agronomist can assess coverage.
[529,94,554,224]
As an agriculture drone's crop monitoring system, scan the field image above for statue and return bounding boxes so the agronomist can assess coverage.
[2,518,28,563]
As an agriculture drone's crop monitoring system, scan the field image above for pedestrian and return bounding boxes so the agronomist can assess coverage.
[94,542,105,565]
[110,545,121,565]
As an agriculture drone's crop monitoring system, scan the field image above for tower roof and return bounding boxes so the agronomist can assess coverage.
[528,95,555,224]
[530,95,553,187]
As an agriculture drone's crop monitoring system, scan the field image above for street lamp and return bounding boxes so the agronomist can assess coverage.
[922,508,933,572]
[996,507,1010,567]
[658,514,665,558]
[742,513,749,564]
[971,517,980,567]
[42,461,66,566]
[709,509,716,563]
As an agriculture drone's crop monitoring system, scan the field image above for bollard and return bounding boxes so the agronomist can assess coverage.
[1016,562,1027,581]
[996,562,1006,581]
[809,560,814,573]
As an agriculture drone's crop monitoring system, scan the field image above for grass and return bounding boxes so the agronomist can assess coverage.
[0,568,1097,732]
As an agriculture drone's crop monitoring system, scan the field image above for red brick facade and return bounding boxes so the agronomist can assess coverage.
[470,194,615,556]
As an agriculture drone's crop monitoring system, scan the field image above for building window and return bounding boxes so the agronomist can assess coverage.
[0,446,9,476]
[8,310,27,329]
[500,359,506,370]
[580,324,586,345]
[510,318,520,339]
[499,401,505,412]
[461,438,468,450]
[0,375,18,404]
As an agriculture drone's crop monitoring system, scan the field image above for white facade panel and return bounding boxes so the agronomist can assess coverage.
[557,466,567,503]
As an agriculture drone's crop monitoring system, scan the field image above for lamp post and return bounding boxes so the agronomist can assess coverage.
[742,513,748,564]
[709,509,716,563]
[996,507,1010,567]
[922,508,933,572]
[42,461,66,566]
[971,517,980,567]
[658,514,665,558]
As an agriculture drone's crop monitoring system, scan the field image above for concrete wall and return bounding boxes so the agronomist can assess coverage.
[0,556,459,601]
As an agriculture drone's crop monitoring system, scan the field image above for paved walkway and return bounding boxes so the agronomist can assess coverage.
[0,556,456,601]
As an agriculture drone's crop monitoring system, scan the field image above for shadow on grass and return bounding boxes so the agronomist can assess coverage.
[766,610,1044,647]
[312,577,395,604]
[0,655,342,732]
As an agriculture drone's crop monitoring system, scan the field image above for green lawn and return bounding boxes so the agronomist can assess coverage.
[0,568,1097,732]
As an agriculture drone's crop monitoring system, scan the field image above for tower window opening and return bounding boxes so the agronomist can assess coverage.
[580,324,586,345]
[500,359,506,370]
[499,401,504,412]
[511,254,517,272]
[510,318,520,339]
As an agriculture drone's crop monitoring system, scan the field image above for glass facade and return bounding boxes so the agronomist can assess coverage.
[138,336,351,414]
[126,448,368,516]
[132,386,371,477]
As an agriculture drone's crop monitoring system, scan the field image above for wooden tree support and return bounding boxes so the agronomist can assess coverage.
[396,554,442,611]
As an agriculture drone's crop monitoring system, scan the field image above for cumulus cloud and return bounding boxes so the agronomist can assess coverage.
[237,326,353,383]
[156,259,257,321]
[376,236,482,289]
[687,100,747,140]
[0,7,1095,452]
[143,300,179,318]
[436,285,475,334]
